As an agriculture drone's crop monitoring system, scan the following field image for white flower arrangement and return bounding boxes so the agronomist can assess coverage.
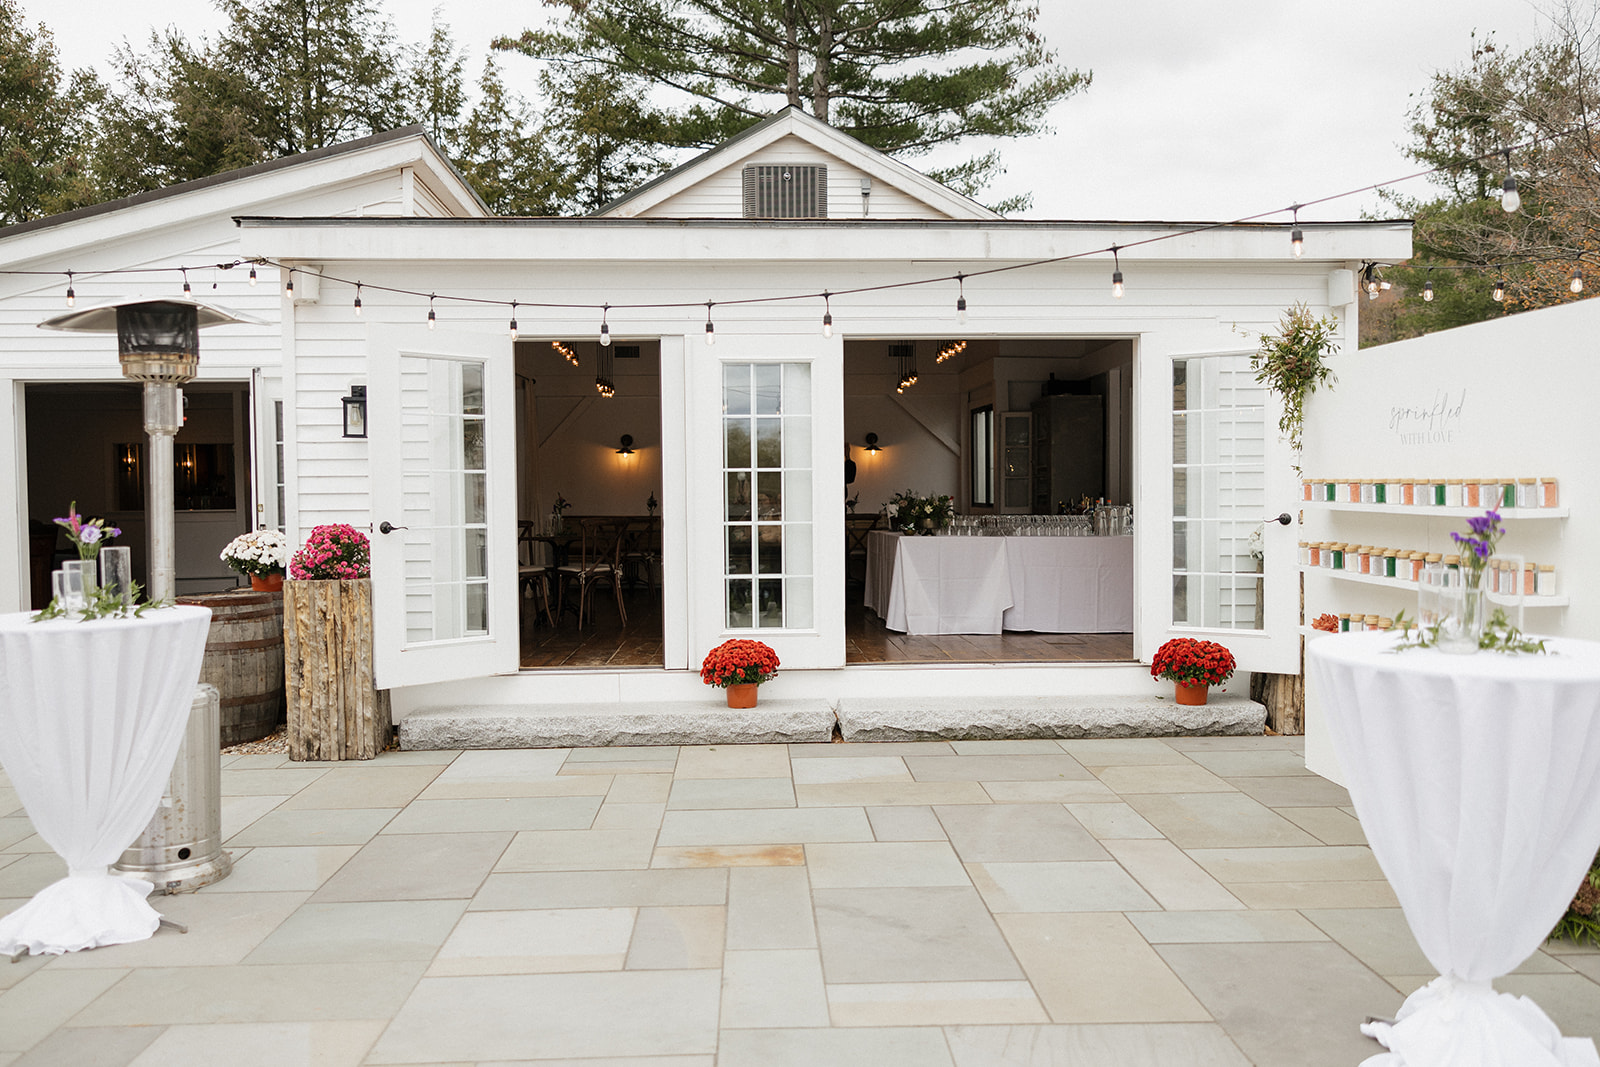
[220,528,289,577]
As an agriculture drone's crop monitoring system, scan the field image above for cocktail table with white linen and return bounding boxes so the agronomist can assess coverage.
[0,605,211,956]
[1308,631,1600,1067]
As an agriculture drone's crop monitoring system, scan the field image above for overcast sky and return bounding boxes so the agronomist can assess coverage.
[21,0,1551,221]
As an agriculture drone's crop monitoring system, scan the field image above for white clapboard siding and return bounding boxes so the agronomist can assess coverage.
[639,135,951,220]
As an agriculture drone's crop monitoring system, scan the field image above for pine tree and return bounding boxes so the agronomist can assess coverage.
[0,0,102,224]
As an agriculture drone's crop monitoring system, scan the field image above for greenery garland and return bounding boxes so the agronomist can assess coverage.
[1251,302,1341,462]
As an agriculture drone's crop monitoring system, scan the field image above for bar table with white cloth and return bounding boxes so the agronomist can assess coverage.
[1002,535,1134,633]
[866,531,1014,635]
[1308,631,1600,1067]
[0,605,211,956]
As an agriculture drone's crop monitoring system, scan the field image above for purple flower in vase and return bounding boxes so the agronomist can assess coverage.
[79,525,102,545]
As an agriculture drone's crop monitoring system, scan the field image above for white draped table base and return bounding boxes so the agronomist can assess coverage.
[1309,632,1600,1067]
[0,606,211,956]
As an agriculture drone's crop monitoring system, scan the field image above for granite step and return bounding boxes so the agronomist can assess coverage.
[836,693,1265,742]
[397,693,1266,749]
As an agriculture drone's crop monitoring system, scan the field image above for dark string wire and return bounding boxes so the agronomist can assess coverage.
[2,125,1586,310]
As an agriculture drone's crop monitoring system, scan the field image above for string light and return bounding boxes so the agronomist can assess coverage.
[509,300,519,340]
[181,269,192,298]
[1290,206,1304,258]
[427,294,436,328]
[1493,278,1506,302]
[822,292,833,338]
[248,263,257,287]
[1423,270,1434,303]
[955,274,968,324]
[353,282,363,316]
[64,271,74,308]
[1110,246,1124,299]
[1501,150,1521,213]
[284,268,295,298]
[1572,268,1585,294]
[599,303,611,347]
[935,339,967,363]
[705,302,716,346]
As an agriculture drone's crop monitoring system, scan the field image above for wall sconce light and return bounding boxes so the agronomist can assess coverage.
[342,384,367,438]
[863,432,881,453]
[616,433,635,455]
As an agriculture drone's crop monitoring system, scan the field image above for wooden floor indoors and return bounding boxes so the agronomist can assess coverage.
[519,585,1134,668]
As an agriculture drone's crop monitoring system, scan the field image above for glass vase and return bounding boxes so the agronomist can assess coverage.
[1436,568,1485,655]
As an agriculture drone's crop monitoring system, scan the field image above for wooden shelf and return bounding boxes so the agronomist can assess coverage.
[1305,501,1568,519]
[1300,566,1569,606]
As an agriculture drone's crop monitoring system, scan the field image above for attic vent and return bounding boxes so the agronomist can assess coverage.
[742,164,828,218]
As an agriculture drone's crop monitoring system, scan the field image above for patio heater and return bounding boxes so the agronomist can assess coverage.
[40,297,265,892]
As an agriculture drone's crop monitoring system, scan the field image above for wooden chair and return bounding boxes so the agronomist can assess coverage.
[518,521,555,626]
[620,516,660,592]
[556,518,628,629]
[845,513,881,592]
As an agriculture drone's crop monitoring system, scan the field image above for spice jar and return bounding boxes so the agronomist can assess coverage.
[1360,479,1376,504]
[1432,480,1448,507]
[1377,616,1393,630]
[1330,543,1345,570]
[1465,481,1480,508]
[1338,612,1351,632]
[1308,543,1321,567]
[1374,480,1387,504]
[1297,541,1309,566]
[1538,564,1557,596]
[1517,478,1537,509]
[1523,563,1536,597]
[1302,480,1313,501]
[1409,551,1427,581]
[1380,549,1397,578]
[1401,480,1416,506]
[1358,546,1372,574]
[1446,479,1464,508]
[1540,476,1559,508]
[1347,480,1362,504]
[1501,479,1517,510]
[1480,479,1502,508]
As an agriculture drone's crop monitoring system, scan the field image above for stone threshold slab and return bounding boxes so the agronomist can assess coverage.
[399,699,838,749]
[837,694,1265,742]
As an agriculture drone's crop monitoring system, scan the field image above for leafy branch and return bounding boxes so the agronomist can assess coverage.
[31,582,172,623]
[1388,607,1548,654]
[1250,302,1340,465]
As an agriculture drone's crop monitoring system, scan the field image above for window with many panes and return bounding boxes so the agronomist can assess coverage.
[723,363,813,629]
[1171,355,1267,630]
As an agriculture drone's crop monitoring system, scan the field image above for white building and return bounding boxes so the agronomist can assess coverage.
[0,111,1412,736]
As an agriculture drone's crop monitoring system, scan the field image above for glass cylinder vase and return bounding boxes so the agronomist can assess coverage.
[1435,568,1486,655]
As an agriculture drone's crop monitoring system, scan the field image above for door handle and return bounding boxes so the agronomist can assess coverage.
[378,521,407,535]
[1264,513,1292,526]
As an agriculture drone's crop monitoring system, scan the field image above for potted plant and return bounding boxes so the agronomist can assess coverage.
[54,501,121,560]
[700,639,780,708]
[284,524,388,760]
[220,528,289,591]
[888,490,954,535]
[1151,637,1236,706]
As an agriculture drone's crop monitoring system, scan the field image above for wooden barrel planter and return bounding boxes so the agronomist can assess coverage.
[175,588,286,746]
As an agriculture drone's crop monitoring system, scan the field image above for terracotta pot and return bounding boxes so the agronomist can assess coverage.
[726,683,759,709]
[251,573,285,593]
[1175,682,1209,706]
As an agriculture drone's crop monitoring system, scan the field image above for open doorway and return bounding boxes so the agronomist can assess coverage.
[23,382,255,607]
[514,339,664,668]
[842,338,1136,665]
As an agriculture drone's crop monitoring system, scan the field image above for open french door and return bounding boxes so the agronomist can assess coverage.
[368,325,519,688]
[1140,344,1301,674]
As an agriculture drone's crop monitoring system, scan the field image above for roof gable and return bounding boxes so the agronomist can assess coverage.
[596,107,1001,222]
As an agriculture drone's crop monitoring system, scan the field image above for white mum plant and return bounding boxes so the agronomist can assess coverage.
[220,528,289,577]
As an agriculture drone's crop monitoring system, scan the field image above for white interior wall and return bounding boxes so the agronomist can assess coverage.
[844,339,961,515]
[1300,298,1600,782]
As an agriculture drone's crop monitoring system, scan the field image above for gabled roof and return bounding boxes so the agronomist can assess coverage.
[0,126,489,253]
[595,106,1003,222]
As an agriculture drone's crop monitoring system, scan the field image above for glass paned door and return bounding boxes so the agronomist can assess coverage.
[370,325,517,688]
[1159,350,1299,673]
[722,362,812,629]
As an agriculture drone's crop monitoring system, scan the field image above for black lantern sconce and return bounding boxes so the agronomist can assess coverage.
[616,433,635,455]
[342,385,368,438]
[863,432,882,453]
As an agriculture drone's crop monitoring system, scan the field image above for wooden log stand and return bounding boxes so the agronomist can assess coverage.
[285,579,391,760]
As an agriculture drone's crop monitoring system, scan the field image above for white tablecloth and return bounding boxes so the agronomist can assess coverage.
[864,531,1133,635]
[1002,536,1134,632]
[0,606,211,955]
[1308,631,1600,1067]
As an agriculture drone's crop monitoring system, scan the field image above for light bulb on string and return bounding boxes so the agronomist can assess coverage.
[354,282,363,316]
[822,292,833,338]
[1572,268,1585,294]
[1110,246,1124,299]
[64,271,74,308]
[427,294,436,329]
[705,302,716,346]
[285,269,295,298]
[182,269,192,298]
[1290,206,1304,258]
[1493,278,1506,302]
[509,300,519,341]
[248,264,257,287]
[1501,151,1521,213]
[600,304,611,347]
[955,274,968,324]
[1423,272,1434,303]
